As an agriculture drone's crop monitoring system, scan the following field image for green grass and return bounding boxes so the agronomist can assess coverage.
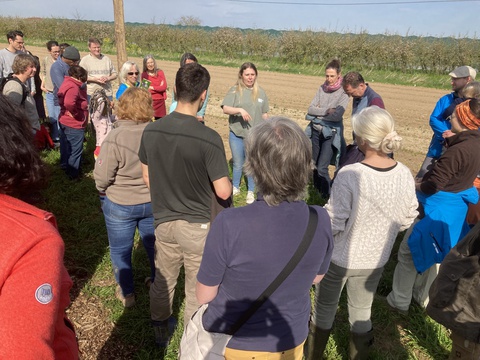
[39,134,451,359]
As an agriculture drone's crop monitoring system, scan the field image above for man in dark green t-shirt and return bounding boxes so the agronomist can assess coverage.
[138,63,231,348]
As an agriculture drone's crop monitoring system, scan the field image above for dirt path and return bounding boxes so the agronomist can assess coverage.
[20,44,447,358]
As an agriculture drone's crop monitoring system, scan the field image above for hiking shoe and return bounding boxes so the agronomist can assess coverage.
[232,187,240,196]
[246,191,255,204]
[115,285,136,308]
[152,317,177,348]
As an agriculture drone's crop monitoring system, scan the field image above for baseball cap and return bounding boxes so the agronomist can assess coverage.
[63,46,80,61]
[449,66,477,79]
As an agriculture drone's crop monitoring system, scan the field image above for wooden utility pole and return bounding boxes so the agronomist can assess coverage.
[112,0,127,83]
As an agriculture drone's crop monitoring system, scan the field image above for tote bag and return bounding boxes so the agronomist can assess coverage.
[179,304,232,360]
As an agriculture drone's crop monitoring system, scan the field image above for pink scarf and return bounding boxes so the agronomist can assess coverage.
[322,76,343,93]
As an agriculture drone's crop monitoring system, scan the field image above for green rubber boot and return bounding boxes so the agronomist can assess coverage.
[349,329,374,360]
[304,322,331,360]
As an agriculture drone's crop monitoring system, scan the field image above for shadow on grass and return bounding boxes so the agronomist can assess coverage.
[40,134,108,302]
[97,244,187,360]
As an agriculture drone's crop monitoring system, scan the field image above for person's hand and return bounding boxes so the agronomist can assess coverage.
[239,108,252,121]
[149,86,154,90]
[326,108,336,114]
[98,76,108,84]
[442,130,455,138]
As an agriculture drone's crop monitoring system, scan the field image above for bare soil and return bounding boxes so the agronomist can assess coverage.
[20,44,447,359]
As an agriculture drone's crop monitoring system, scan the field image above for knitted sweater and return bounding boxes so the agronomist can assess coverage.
[94,120,151,206]
[325,162,418,269]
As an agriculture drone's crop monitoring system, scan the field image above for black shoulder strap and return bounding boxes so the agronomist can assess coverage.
[227,206,319,335]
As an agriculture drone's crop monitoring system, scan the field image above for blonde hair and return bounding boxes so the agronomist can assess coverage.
[115,87,153,122]
[235,62,259,101]
[461,81,480,100]
[352,106,402,154]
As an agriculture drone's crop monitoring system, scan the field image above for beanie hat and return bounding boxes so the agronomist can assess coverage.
[63,46,80,61]
[456,99,480,130]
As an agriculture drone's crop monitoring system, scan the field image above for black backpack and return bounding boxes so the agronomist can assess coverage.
[0,73,28,105]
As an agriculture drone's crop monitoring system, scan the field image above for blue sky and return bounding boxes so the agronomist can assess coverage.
[1,0,478,38]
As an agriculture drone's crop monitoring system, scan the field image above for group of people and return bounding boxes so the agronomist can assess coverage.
[1,27,480,360]
[306,60,480,359]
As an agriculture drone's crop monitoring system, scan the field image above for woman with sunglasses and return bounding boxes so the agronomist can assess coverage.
[116,61,139,100]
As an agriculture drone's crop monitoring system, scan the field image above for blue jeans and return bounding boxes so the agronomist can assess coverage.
[229,131,254,191]
[311,126,334,198]
[46,92,61,142]
[60,125,84,179]
[102,196,156,296]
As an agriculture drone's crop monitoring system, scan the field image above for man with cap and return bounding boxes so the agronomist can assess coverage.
[387,98,480,314]
[417,65,476,178]
[50,46,81,169]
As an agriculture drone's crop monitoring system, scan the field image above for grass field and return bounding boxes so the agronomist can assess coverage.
[39,131,451,359]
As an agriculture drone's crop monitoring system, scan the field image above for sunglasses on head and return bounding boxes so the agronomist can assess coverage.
[128,71,139,75]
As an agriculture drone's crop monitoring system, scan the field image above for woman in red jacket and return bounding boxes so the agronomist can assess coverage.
[141,55,167,119]
[0,94,78,359]
[58,65,88,179]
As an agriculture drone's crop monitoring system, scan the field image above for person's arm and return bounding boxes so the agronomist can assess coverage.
[212,176,232,200]
[307,88,330,116]
[419,146,460,194]
[141,163,150,188]
[0,230,75,359]
[50,63,63,90]
[323,169,353,235]
[222,105,251,121]
[151,70,167,93]
[196,282,219,304]
[93,134,119,192]
[429,95,452,137]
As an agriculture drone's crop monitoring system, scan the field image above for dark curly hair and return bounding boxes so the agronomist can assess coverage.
[0,94,46,198]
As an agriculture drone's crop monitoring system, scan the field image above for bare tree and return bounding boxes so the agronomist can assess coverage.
[176,16,202,26]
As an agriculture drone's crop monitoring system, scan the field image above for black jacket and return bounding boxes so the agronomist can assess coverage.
[426,221,480,343]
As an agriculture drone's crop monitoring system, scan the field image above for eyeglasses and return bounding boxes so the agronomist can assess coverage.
[128,72,139,76]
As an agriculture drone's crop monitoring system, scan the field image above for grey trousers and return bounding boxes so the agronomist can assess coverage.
[387,223,439,311]
[312,262,384,334]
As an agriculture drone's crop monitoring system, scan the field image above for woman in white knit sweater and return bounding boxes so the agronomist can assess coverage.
[306,106,418,360]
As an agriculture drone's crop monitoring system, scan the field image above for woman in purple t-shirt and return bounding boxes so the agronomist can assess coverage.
[196,117,333,359]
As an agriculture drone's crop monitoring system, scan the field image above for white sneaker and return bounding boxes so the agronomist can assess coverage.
[246,191,255,204]
[232,187,240,196]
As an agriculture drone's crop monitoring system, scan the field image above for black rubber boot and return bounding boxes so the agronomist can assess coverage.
[349,329,374,360]
[304,322,331,360]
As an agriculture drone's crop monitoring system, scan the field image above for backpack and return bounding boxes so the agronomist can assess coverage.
[89,88,115,148]
[0,73,28,105]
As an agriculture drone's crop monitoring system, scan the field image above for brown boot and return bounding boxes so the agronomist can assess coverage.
[349,329,374,360]
[304,322,331,360]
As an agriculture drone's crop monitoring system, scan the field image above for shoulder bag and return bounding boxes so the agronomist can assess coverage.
[179,206,319,360]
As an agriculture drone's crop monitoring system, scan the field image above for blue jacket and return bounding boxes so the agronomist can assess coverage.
[50,57,70,106]
[427,92,455,158]
[408,187,478,273]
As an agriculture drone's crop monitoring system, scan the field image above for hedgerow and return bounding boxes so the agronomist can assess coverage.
[1,16,478,74]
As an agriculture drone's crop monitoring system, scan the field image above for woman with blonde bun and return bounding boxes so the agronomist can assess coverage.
[307,106,418,360]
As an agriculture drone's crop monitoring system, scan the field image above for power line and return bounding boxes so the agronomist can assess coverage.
[227,0,479,5]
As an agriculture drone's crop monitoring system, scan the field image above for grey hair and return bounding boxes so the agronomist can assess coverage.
[142,54,157,73]
[119,61,138,84]
[352,106,402,154]
[244,117,312,206]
